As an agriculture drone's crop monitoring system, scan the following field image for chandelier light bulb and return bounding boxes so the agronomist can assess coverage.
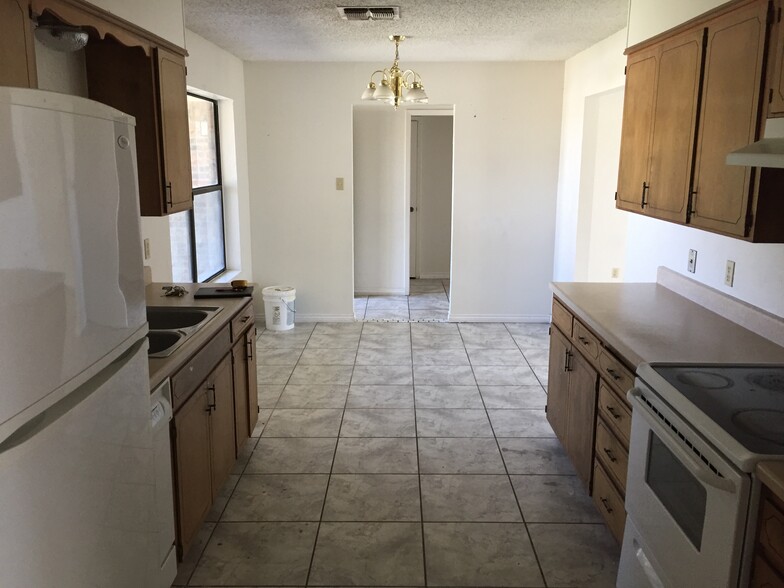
[361,36,427,109]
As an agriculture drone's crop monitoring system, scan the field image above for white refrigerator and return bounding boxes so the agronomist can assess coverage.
[0,87,174,587]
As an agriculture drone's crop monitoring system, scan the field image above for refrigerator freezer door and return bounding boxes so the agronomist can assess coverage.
[0,88,146,426]
[0,339,159,588]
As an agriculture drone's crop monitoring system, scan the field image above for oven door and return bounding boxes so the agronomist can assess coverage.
[619,386,750,588]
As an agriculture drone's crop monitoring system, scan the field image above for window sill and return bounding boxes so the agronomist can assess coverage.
[210,269,242,284]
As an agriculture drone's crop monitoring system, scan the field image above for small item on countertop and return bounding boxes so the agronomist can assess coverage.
[231,279,248,291]
[162,285,188,297]
[194,285,254,298]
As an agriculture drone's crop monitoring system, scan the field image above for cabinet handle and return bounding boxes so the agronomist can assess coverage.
[603,447,618,463]
[601,497,613,514]
[689,188,698,216]
[606,405,621,420]
[605,367,622,381]
[564,350,573,372]
[241,315,250,323]
[206,384,216,412]
[578,335,591,346]
[165,182,173,208]
[641,182,649,209]
[246,339,253,361]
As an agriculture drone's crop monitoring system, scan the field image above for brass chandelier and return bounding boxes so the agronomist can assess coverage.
[361,35,428,109]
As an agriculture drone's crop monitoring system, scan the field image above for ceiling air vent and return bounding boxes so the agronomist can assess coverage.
[337,6,400,21]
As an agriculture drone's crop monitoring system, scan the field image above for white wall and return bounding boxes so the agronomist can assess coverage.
[353,105,406,294]
[627,0,724,46]
[413,115,453,280]
[89,0,185,47]
[553,29,627,282]
[244,61,564,322]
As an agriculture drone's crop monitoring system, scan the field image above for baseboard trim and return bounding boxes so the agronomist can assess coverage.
[449,314,551,323]
[416,272,450,279]
[355,288,407,296]
[257,312,357,326]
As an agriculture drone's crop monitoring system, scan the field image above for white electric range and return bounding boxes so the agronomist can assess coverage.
[618,363,784,588]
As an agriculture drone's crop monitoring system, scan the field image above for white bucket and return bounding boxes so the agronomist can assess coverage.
[262,286,296,331]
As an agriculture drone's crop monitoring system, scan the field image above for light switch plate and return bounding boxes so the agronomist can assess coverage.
[725,260,735,287]
[143,238,151,260]
[336,177,344,190]
[688,249,697,273]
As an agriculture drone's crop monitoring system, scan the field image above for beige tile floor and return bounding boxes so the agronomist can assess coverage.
[355,279,451,322]
[173,319,620,587]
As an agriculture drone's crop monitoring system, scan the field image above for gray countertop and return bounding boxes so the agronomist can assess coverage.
[551,282,784,368]
[146,282,255,390]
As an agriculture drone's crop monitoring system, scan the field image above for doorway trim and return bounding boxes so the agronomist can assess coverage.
[404,106,455,297]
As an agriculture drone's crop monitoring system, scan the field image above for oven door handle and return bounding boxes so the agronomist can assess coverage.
[629,388,738,494]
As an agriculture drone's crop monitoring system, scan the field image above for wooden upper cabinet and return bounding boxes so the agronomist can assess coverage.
[156,48,192,214]
[691,0,769,237]
[0,0,37,88]
[617,47,657,212]
[646,29,704,223]
[85,39,191,216]
[767,0,784,115]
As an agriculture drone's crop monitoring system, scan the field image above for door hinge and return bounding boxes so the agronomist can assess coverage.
[548,325,552,336]
[624,65,627,75]
[614,191,618,201]
[770,88,774,104]
[746,211,754,233]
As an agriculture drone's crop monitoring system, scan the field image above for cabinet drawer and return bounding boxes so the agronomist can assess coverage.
[595,418,629,493]
[751,554,784,588]
[231,301,255,342]
[172,324,231,409]
[759,494,784,572]
[598,382,632,446]
[573,319,600,361]
[552,298,573,337]
[598,348,635,396]
[593,461,625,544]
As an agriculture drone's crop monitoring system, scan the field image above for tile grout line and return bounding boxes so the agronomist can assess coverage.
[303,321,359,587]
[410,320,430,587]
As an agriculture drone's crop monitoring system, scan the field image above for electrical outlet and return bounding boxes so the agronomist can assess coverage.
[336,177,344,191]
[688,249,697,273]
[143,238,151,260]
[611,267,620,279]
[725,260,735,287]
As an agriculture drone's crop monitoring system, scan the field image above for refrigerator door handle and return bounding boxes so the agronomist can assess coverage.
[0,339,147,455]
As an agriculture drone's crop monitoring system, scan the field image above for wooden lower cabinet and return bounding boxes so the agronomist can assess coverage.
[232,337,250,449]
[173,353,235,557]
[247,326,259,433]
[547,322,598,489]
[592,460,626,543]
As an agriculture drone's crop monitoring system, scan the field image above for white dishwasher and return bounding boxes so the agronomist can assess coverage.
[150,379,177,587]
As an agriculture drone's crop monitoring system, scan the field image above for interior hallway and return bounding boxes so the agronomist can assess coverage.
[173,320,620,587]
[354,279,451,322]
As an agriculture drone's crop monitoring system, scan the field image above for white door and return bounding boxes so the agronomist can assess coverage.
[409,118,419,278]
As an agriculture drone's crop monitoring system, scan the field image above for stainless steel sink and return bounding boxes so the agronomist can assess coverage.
[146,306,220,331]
[146,306,222,357]
[147,330,185,358]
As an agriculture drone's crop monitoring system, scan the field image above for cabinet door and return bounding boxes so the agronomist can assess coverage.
[247,326,259,433]
[617,47,658,212]
[173,388,212,556]
[565,349,598,489]
[691,1,768,237]
[0,0,37,88]
[232,338,250,451]
[768,0,784,116]
[208,354,236,497]
[156,48,192,214]
[646,29,704,222]
[546,327,571,444]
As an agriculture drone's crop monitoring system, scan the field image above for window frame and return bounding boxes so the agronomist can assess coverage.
[186,92,226,282]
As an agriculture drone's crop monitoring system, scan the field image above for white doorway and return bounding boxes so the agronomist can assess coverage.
[408,113,454,282]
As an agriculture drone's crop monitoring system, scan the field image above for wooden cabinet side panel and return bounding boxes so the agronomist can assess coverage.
[156,48,192,214]
[617,49,658,212]
[173,388,212,556]
[546,328,571,446]
[692,1,768,236]
[232,339,250,452]
[247,326,259,433]
[209,354,236,497]
[85,39,164,215]
[0,0,37,88]
[647,29,704,222]
[565,350,598,489]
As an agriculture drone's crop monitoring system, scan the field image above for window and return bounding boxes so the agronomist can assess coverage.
[170,94,226,282]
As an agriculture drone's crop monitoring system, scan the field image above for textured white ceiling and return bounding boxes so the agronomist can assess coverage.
[183,0,628,62]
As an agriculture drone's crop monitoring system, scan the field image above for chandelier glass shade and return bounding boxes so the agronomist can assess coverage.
[361,35,428,109]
